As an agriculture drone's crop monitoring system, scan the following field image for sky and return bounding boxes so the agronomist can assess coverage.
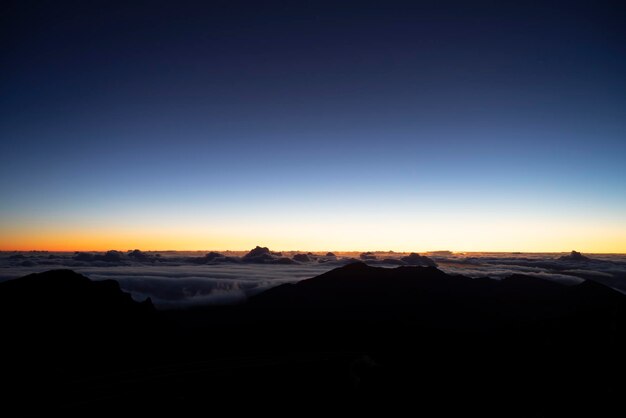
[1,1,625,252]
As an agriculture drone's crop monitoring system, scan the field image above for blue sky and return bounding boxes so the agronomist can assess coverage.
[1,1,625,251]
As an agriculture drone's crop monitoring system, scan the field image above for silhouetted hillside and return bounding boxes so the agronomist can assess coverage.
[1,269,155,341]
[248,262,622,325]
[0,268,152,309]
[2,270,158,411]
[559,250,592,261]
[2,264,625,415]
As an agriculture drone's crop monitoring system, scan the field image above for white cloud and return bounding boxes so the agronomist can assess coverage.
[1,251,625,307]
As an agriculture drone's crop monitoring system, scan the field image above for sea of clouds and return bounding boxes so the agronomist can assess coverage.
[1,248,625,308]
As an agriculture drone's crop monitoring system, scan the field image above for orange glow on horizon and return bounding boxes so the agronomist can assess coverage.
[2,203,625,253]
[1,220,625,254]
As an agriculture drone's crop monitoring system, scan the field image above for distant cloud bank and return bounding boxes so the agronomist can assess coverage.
[1,248,625,308]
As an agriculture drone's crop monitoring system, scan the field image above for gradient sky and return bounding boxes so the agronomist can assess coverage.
[2,1,625,252]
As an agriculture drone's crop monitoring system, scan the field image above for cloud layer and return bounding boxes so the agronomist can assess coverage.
[2,249,625,308]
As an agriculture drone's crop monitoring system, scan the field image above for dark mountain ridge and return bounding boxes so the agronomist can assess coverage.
[2,264,625,415]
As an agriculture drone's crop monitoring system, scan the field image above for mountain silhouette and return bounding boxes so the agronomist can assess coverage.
[2,269,158,411]
[0,269,153,317]
[2,264,625,415]
[247,262,617,325]
[559,250,592,261]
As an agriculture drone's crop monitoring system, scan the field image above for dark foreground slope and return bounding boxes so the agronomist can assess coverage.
[2,264,626,415]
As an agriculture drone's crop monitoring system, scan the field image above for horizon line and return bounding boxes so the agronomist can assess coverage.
[1,248,625,256]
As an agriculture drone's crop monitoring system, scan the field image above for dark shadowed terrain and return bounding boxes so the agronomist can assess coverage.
[2,263,625,415]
